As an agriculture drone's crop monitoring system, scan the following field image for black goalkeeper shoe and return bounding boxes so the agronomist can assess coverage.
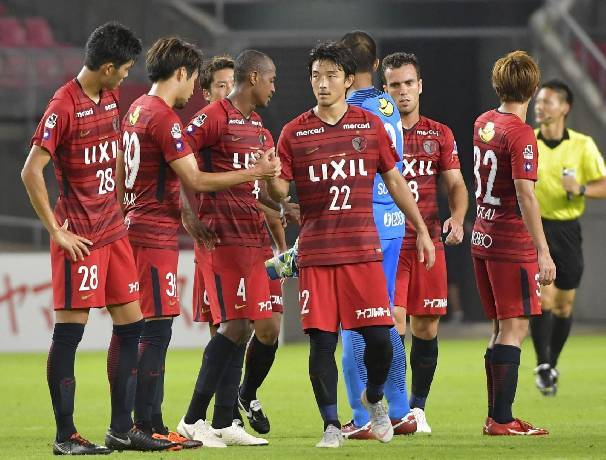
[105,426,177,452]
[53,433,112,455]
[238,395,270,434]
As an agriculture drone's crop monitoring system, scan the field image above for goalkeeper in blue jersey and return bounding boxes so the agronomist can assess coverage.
[338,30,416,439]
[266,31,419,438]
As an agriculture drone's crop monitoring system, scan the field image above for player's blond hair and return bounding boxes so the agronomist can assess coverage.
[491,50,540,103]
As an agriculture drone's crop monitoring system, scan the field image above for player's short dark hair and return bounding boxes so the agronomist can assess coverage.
[308,42,356,77]
[146,37,203,82]
[381,52,421,83]
[200,55,234,90]
[540,79,573,108]
[492,50,540,103]
[84,22,142,71]
[234,50,273,84]
[339,31,376,74]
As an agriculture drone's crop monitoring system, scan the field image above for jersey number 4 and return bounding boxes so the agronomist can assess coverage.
[473,146,501,206]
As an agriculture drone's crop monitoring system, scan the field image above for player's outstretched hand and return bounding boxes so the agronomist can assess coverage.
[52,220,93,262]
[281,196,301,227]
[443,217,464,245]
[537,249,556,286]
[416,231,436,270]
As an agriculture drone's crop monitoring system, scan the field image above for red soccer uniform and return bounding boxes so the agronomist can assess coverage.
[472,109,541,320]
[279,105,397,331]
[395,117,460,316]
[402,116,460,248]
[185,99,273,323]
[122,94,193,318]
[31,79,138,310]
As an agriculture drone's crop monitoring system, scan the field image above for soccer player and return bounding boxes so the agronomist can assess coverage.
[337,31,416,440]
[177,49,281,447]
[473,50,555,435]
[118,41,280,449]
[186,55,293,434]
[530,80,606,395]
[21,22,176,454]
[266,42,434,448]
[382,52,468,433]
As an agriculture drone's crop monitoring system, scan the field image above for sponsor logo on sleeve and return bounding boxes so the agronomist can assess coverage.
[43,130,51,140]
[524,162,533,172]
[191,114,207,128]
[44,113,58,129]
[378,97,394,116]
[175,140,185,152]
[523,144,534,159]
[171,123,182,139]
[478,121,495,143]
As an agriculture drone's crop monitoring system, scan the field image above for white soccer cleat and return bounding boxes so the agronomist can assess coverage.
[315,425,344,448]
[176,417,226,448]
[361,390,394,443]
[215,420,268,446]
[411,407,432,434]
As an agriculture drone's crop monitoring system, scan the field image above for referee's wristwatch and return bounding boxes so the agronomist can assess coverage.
[578,184,586,196]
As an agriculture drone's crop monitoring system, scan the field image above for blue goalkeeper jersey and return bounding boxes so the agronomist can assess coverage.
[347,87,405,239]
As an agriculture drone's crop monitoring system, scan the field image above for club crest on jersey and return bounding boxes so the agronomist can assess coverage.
[129,106,141,126]
[352,136,367,152]
[259,132,266,146]
[378,97,394,116]
[171,123,182,139]
[423,139,438,154]
[112,116,120,133]
[523,144,534,160]
[45,113,57,129]
[478,121,495,143]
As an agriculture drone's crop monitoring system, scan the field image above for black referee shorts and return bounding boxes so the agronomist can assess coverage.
[542,218,584,290]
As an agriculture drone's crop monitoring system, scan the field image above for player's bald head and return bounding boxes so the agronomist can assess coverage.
[340,30,377,74]
[234,49,274,84]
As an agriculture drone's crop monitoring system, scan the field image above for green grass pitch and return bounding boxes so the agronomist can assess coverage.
[1,335,605,459]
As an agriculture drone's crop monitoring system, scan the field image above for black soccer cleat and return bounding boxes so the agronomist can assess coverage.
[53,432,112,455]
[238,395,270,434]
[104,426,177,452]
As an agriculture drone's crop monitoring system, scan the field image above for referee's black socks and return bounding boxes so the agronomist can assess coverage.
[551,314,573,368]
[530,309,553,365]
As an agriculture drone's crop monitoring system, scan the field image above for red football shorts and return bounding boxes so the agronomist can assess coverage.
[472,257,541,320]
[264,245,284,314]
[51,236,139,310]
[131,245,180,319]
[201,245,272,323]
[394,247,448,316]
[192,244,214,324]
[299,261,393,332]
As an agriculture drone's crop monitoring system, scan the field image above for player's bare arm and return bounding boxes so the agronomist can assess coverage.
[441,168,468,245]
[381,167,435,269]
[514,178,556,285]
[259,203,288,252]
[257,181,300,226]
[266,175,290,202]
[180,186,219,250]
[561,174,606,198]
[21,145,93,262]
[170,149,280,193]
[115,148,126,214]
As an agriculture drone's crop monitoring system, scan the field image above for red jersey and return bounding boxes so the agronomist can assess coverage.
[31,79,125,250]
[402,116,460,248]
[122,95,193,250]
[472,109,539,262]
[279,105,398,267]
[185,99,271,247]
